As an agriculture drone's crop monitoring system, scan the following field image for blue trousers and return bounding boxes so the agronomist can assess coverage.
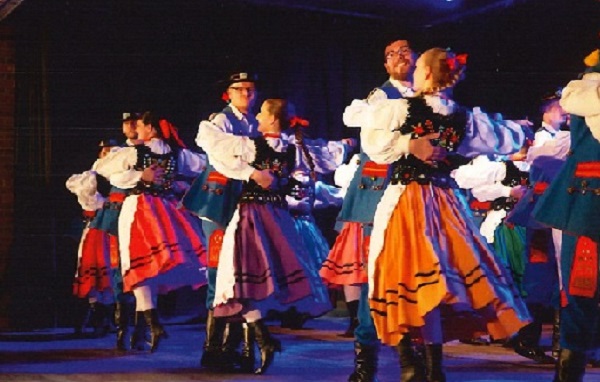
[355,283,378,346]
[201,220,219,309]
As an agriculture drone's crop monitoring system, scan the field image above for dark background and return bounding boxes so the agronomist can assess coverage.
[3,0,599,329]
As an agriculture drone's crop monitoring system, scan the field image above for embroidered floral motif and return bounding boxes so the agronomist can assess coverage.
[391,97,468,188]
[400,98,466,154]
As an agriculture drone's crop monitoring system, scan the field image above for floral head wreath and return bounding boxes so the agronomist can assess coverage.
[444,48,468,87]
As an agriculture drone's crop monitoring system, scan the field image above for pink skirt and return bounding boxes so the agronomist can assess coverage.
[320,222,368,286]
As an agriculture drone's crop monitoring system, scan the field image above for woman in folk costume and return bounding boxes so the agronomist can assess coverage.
[212,99,332,374]
[281,116,345,329]
[94,111,208,352]
[361,47,531,381]
[532,49,600,382]
[65,147,112,338]
[67,116,141,349]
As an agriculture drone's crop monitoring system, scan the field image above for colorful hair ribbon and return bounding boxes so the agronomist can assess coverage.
[446,53,468,72]
[159,119,187,148]
[289,116,310,128]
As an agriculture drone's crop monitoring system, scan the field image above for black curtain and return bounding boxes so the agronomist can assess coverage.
[4,0,599,328]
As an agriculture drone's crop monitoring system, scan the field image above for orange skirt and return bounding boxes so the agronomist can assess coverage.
[369,183,530,346]
[320,222,368,286]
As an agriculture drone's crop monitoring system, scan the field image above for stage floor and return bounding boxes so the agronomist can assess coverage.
[1,316,598,381]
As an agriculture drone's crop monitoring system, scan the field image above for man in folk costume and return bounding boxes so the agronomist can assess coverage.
[533,48,600,382]
[320,39,425,382]
[504,94,569,364]
[182,71,274,372]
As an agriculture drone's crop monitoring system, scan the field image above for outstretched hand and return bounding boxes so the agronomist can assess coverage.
[409,133,447,163]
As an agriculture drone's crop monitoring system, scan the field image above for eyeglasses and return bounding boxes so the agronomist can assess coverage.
[229,86,256,93]
[385,46,411,60]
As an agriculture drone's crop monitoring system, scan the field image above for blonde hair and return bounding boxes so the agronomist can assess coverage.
[263,98,290,131]
[418,48,465,95]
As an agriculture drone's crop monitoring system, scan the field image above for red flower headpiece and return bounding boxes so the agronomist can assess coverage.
[446,53,468,72]
[289,116,309,128]
[159,119,187,148]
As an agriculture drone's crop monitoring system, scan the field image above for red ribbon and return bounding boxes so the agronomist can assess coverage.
[446,53,468,71]
[221,92,229,102]
[290,116,309,128]
[159,119,187,148]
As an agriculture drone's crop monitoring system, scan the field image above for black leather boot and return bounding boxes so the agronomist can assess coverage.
[552,309,561,359]
[89,302,109,338]
[114,302,129,351]
[250,320,281,374]
[397,335,425,382]
[73,300,91,337]
[200,310,226,369]
[348,342,379,382]
[513,322,556,364]
[553,348,586,382]
[220,321,242,372]
[280,307,308,330]
[339,300,359,338]
[239,323,256,373]
[424,344,446,382]
[130,311,147,351]
[144,309,168,353]
[513,304,555,364]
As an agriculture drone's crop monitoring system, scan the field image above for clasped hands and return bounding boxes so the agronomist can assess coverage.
[409,133,447,163]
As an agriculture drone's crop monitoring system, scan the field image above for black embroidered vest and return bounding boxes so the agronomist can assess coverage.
[240,137,296,205]
[390,97,469,188]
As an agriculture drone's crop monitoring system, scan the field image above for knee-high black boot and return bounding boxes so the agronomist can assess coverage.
[114,302,129,351]
[339,300,359,338]
[249,320,281,374]
[397,335,425,382]
[513,304,555,364]
[553,348,586,382]
[552,309,561,359]
[89,302,109,338]
[144,309,168,353]
[239,322,256,373]
[220,321,243,372]
[130,311,147,351]
[424,344,446,382]
[348,342,379,382]
[200,309,226,369]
